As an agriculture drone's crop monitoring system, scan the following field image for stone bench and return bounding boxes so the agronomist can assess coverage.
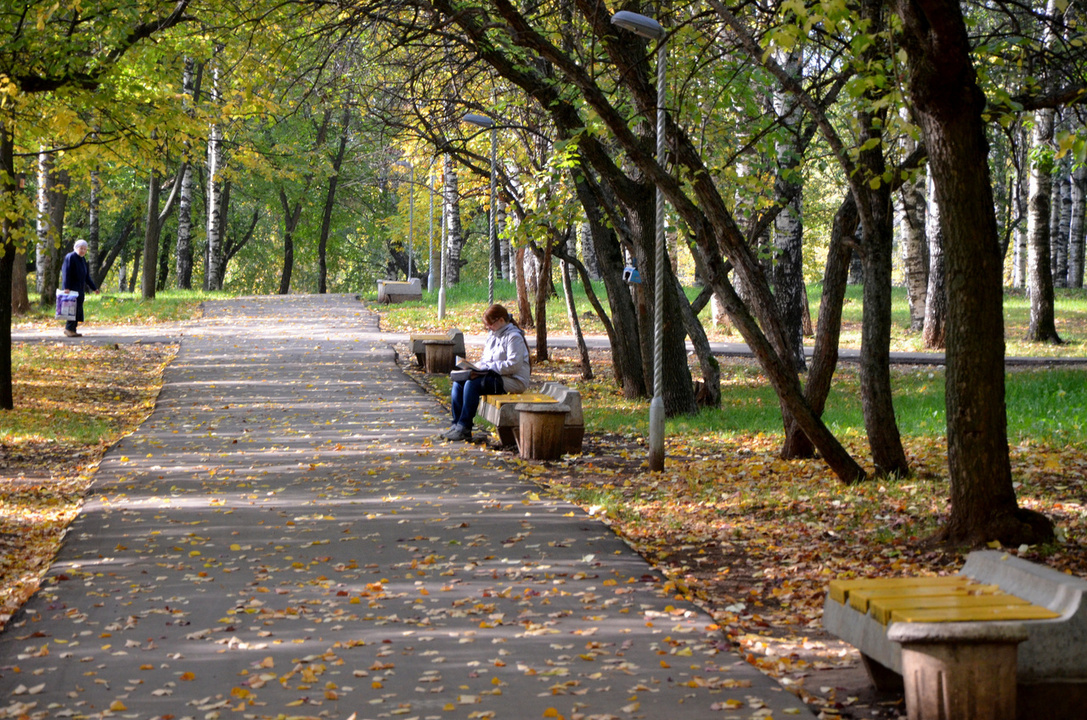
[408,329,465,368]
[480,381,584,457]
[377,278,422,303]
[823,550,1087,720]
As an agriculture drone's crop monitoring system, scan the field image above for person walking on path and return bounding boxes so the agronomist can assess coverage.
[443,303,530,441]
[60,239,99,337]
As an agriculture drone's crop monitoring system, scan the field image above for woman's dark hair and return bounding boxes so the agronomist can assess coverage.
[483,303,515,327]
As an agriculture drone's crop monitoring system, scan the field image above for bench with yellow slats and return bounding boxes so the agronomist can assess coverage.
[822,550,1087,715]
[829,576,1059,626]
[479,382,583,454]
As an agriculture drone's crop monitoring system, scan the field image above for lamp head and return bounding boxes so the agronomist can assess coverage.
[610,10,665,40]
[463,113,495,128]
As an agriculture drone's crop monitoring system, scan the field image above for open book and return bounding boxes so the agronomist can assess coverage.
[455,356,480,371]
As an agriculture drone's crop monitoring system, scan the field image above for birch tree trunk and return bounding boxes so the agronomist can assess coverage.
[443,155,465,285]
[36,151,66,304]
[580,222,600,279]
[922,170,948,349]
[1025,0,1063,343]
[1070,164,1086,288]
[772,49,807,371]
[205,54,224,291]
[898,166,928,331]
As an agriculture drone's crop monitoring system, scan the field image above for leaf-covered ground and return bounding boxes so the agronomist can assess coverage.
[400,345,1087,720]
[3,332,1085,720]
[0,342,177,628]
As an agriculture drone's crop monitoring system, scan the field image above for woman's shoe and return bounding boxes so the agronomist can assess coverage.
[443,427,472,442]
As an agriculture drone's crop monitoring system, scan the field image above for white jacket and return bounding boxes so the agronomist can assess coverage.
[477,322,531,393]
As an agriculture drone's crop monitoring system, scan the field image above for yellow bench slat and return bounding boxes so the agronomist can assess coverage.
[829,576,964,605]
[890,604,1061,623]
[848,583,998,613]
[483,393,557,408]
[869,592,1029,625]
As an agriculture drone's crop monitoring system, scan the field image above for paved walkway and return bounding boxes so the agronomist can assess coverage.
[1,295,815,719]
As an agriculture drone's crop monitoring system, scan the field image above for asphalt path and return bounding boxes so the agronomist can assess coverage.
[1,295,816,719]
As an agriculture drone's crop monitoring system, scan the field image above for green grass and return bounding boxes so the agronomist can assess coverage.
[15,289,212,327]
[589,364,1087,447]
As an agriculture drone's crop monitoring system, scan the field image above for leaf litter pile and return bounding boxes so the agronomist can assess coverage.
[0,342,177,628]
[402,346,1087,720]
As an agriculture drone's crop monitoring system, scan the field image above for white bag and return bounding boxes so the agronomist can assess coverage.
[55,290,78,321]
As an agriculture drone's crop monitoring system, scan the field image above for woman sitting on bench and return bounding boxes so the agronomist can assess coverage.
[442,304,530,442]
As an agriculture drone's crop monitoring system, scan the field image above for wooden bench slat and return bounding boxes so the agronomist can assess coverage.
[870,592,1031,625]
[848,583,1000,613]
[889,604,1061,624]
[829,576,964,604]
[483,393,557,408]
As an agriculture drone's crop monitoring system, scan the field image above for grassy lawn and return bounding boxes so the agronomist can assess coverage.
[13,288,212,328]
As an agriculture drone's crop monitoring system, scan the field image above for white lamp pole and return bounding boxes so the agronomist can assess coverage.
[408,163,414,279]
[463,113,497,306]
[428,167,435,294]
[438,158,448,319]
[611,10,667,472]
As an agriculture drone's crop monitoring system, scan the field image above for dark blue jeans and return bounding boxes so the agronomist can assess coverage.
[451,373,505,431]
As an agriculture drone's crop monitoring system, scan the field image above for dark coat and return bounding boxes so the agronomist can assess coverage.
[61,251,97,323]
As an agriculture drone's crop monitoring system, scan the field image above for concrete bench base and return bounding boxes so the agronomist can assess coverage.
[480,382,583,455]
[514,403,570,460]
[409,329,465,367]
[377,278,422,303]
[423,340,455,374]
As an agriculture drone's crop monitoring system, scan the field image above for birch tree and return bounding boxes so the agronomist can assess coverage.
[1024,0,1064,344]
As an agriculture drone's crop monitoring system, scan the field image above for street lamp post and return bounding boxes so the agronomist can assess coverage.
[439,161,448,319]
[611,10,667,472]
[463,113,497,306]
[428,167,435,294]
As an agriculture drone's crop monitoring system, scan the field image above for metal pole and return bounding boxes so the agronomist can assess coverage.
[488,126,497,306]
[438,159,448,320]
[407,164,414,280]
[648,39,667,472]
[428,168,435,293]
